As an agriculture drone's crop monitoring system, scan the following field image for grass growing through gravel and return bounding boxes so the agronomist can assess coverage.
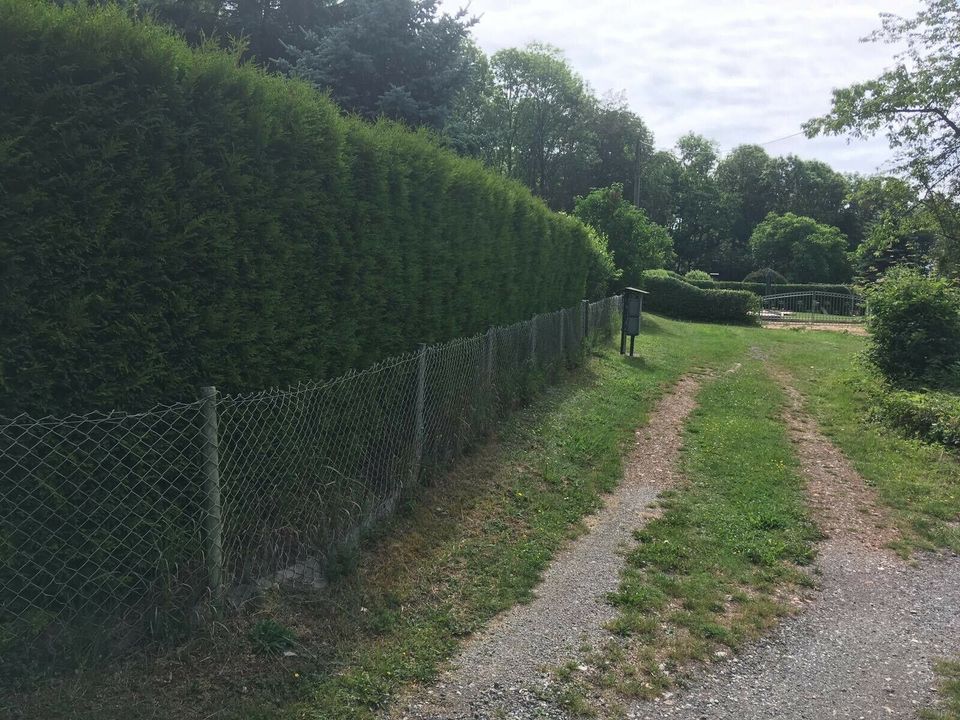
[558,359,820,711]
[760,329,960,554]
[923,660,960,720]
[15,316,751,720]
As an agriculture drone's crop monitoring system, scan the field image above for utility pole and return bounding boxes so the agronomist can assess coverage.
[633,137,642,207]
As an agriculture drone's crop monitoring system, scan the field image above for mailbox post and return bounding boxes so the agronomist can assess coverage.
[620,287,648,356]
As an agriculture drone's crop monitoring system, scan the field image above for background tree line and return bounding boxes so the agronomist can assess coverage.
[75,0,960,284]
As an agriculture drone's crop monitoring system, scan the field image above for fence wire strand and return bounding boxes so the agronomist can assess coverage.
[0,295,622,685]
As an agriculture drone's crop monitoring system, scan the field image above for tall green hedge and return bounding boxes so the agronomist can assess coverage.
[0,0,609,416]
[640,271,758,324]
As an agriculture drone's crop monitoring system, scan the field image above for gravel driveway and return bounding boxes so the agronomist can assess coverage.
[389,375,706,720]
[629,370,960,719]
[389,368,960,720]
[629,541,960,720]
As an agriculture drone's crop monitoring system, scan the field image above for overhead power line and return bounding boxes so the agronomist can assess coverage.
[759,130,806,146]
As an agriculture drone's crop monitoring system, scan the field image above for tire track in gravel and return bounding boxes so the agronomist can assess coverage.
[628,364,960,720]
[388,373,709,720]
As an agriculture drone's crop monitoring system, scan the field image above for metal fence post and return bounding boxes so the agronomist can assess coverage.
[200,386,224,608]
[411,343,427,484]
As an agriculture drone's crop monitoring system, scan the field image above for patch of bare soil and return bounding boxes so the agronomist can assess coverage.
[389,375,707,720]
[773,368,900,552]
[762,322,869,335]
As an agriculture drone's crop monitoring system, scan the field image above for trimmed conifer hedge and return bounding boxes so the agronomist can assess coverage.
[640,271,758,324]
[0,0,611,416]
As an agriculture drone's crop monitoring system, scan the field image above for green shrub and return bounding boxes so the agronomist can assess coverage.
[743,268,787,284]
[640,271,758,324]
[684,269,713,283]
[874,389,960,448]
[0,0,612,416]
[573,184,674,288]
[865,267,960,383]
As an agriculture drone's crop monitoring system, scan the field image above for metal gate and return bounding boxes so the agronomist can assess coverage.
[760,291,867,324]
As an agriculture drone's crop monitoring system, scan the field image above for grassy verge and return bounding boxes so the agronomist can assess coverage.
[555,358,819,713]
[759,329,960,554]
[17,316,751,720]
[923,660,960,720]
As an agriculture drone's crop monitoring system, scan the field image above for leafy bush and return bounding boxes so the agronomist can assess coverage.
[865,267,960,383]
[580,223,621,298]
[573,184,674,288]
[0,0,613,416]
[743,268,787,284]
[874,389,960,448]
[640,271,758,324]
[684,269,713,283]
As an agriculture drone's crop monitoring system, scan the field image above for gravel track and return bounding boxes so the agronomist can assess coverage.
[390,365,960,720]
[629,368,960,720]
[389,375,706,720]
[630,542,960,720]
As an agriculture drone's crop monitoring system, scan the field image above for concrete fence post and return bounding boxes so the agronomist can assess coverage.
[411,343,427,484]
[200,386,224,609]
[559,309,565,363]
[529,315,537,366]
[485,328,495,389]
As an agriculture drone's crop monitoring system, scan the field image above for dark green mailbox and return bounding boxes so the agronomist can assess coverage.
[620,287,648,356]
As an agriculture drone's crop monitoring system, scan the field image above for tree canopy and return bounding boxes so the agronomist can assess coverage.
[278,0,476,129]
[749,213,852,284]
[574,184,674,288]
[805,0,960,276]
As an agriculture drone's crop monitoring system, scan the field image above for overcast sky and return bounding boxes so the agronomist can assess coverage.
[444,0,921,175]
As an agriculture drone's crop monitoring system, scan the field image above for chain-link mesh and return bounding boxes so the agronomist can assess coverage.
[0,295,621,686]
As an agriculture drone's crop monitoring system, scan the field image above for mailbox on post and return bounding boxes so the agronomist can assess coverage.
[620,287,649,356]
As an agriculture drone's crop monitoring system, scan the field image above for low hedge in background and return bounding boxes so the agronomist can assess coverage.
[641,271,758,324]
[686,280,853,296]
[0,0,612,416]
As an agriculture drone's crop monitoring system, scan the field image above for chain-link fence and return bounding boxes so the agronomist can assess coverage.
[0,295,621,686]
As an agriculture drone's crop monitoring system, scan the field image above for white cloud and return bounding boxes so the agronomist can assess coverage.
[445,0,921,174]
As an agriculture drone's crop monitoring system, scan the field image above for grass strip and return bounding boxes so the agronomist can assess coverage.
[559,359,819,712]
[760,329,960,554]
[923,660,960,720]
